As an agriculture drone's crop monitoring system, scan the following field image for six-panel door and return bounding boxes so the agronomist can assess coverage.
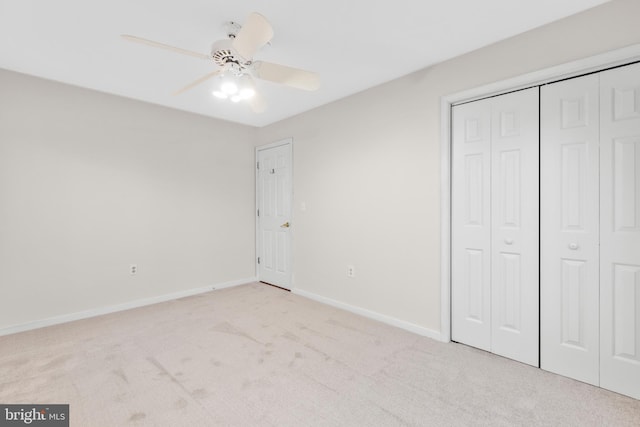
[452,88,540,367]
[490,89,539,367]
[452,97,492,352]
[257,142,292,289]
[541,74,600,385]
[599,62,640,399]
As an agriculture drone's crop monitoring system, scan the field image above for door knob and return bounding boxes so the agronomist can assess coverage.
[280,222,290,228]
[568,243,579,250]
[505,238,514,245]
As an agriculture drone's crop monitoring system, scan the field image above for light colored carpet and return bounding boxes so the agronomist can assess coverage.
[0,282,639,426]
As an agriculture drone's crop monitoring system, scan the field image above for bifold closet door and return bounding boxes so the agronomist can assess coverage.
[600,62,640,399]
[452,88,539,366]
[490,90,539,366]
[452,97,492,352]
[541,62,640,399]
[540,74,600,385]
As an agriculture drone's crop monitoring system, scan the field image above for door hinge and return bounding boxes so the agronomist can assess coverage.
[257,257,261,264]
[257,161,260,170]
[257,209,260,217]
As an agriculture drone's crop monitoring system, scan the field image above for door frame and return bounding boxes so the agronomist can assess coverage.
[255,138,294,289]
[440,43,640,343]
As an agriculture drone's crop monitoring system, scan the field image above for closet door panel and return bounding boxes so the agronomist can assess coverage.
[600,62,640,399]
[451,99,492,351]
[490,87,540,367]
[540,75,600,385]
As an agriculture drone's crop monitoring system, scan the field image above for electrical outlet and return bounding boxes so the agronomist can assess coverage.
[130,264,138,275]
[347,265,355,278]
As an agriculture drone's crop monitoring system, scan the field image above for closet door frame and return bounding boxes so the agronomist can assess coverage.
[440,43,640,343]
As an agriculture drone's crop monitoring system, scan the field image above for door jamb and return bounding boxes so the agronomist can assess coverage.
[255,138,294,289]
[440,43,640,343]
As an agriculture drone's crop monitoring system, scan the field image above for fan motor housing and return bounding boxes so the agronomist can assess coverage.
[210,39,239,67]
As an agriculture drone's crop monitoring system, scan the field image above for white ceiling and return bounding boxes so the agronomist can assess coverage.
[0,0,609,127]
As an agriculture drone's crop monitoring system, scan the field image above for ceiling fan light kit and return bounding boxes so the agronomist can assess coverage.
[122,12,319,113]
[212,74,256,102]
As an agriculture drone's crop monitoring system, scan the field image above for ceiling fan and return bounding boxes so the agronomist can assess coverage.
[121,12,320,113]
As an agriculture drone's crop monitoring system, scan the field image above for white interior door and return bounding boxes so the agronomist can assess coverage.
[490,88,539,366]
[540,74,601,385]
[599,62,640,399]
[451,98,492,352]
[256,140,292,289]
[452,88,539,366]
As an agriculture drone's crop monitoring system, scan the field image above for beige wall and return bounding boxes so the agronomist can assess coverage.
[0,70,257,330]
[256,0,640,335]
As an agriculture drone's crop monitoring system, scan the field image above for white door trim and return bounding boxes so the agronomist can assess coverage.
[255,138,294,289]
[440,43,640,343]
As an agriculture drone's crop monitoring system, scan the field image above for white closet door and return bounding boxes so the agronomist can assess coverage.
[490,88,540,366]
[600,62,640,399]
[452,89,539,366]
[452,98,492,352]
[540,75,600,385]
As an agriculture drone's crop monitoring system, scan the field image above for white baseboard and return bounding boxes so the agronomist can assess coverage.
[292,288,442,341]
[0,277,256,337]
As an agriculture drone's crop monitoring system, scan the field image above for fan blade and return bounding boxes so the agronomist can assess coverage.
[231,13,274,60]
[172,69,223,96]
[121,35,210,60]
[253,61,320,91]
